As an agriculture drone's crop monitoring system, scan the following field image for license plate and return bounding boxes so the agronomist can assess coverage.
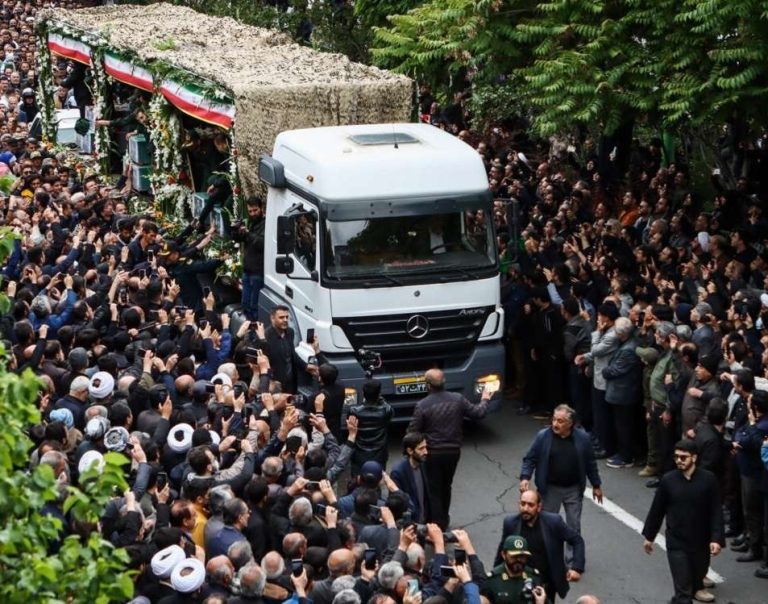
[394,376,428,395]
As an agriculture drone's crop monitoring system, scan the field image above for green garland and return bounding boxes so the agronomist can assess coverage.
[36,17,245,280]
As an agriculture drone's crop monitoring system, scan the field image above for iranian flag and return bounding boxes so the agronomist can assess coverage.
[160,80,235,130]
[104,52,154,92]
[48,32,91,65]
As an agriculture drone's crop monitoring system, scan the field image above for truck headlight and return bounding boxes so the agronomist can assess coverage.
[344,388,358,406]
[475,373,501,395]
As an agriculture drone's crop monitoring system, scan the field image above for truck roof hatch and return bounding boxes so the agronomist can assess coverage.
[348,132,419,146]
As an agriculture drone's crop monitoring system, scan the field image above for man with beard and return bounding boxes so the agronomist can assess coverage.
[390,431,431,523]
[484,535,547,604]
[496,490,585,602]
[642,440,724,604]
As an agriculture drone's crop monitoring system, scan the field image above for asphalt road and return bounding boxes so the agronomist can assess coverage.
[386,397,765,604]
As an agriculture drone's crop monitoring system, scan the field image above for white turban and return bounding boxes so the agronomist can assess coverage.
[151,545,185,579]
[170,557,206,593]
[166,423,195,453]
[697,231,710,252]
[77,450,105,475]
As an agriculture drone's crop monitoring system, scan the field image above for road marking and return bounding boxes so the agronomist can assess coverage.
[583,487,725,585]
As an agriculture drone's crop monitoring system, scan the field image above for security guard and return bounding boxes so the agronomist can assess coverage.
[484,535,547,604]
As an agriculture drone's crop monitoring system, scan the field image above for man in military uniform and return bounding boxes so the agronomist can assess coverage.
[484,535,548,604]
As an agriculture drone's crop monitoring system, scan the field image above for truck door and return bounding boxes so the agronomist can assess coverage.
[275,208,320,336]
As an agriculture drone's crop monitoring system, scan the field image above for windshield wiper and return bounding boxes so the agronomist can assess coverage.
[364,273,403,286]
[327,271,403,286]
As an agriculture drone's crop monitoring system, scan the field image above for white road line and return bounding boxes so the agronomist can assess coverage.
[583,487,725,585]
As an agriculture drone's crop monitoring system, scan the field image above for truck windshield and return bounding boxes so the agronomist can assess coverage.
[323,209,496,282]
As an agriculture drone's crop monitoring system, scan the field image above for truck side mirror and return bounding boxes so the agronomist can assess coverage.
[275,256,295,275]
[276,215,295,255]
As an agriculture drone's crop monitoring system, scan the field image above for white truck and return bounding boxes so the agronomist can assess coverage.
[257,123,504,420]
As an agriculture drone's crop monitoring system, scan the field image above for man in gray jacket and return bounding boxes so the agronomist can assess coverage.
[602,317,642,468]
[575,301,621,458]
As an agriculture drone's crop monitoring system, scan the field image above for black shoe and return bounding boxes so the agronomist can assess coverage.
[724,527,742,538]
[593,449,608,460]
[645,478,661,488]
[731,534,747,547]
[736,551,760,562]
[516,406,531,416]
[731,542,749,553]
[755,566,768,579]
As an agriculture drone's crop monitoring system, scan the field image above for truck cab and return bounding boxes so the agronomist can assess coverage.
[258,123,504,420]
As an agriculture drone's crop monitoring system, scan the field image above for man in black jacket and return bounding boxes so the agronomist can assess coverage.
[390,431,431,523]
[232,197,265,320]
[530,286,566,419]
[495,489,586,602]
[642,439,724,604]
[408,368,493,528]
[348,379,393,476]
[264,305,316,393]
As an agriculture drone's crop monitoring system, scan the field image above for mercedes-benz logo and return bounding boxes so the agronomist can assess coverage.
[406,314,430,339]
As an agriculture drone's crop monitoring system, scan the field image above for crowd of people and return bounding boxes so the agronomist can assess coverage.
[2,2,768,603]
[463,108,768,601]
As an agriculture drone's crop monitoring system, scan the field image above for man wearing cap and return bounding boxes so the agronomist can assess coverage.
[496,490,585,602]
[484,535,546,604]
[681,354,721,433]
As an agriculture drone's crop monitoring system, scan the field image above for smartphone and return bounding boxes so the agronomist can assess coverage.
[454,548,466,565]
[291,559,303,577]
[139,269,146,279]
[483,379,501,395]
[149,310,159,320]
[156,471,168,491]
[407,579,420,597]
[364,548,377,571]
[368,505,381,521]
[305,480,320,491]
[285,435,303,454]
[439,565,457,579]
[306,328,315,343]
[203,286,211,297]
[314,503,327,516]
[147,250,155,262]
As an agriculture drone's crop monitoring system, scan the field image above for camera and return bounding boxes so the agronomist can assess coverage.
[521,578,535,603]
[414,524,458,544]
[358,349,382,378]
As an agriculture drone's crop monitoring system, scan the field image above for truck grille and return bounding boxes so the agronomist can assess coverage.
[334,306,494,373]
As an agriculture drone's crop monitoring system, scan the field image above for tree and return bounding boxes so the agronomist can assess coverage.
[372,0,768,136]
[0,227,134,604]
[372,0,526,92]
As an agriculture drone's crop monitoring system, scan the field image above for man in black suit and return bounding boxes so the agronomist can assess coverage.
[495,490,586,602]
[263,305,318,393]
[390,431,431,523]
